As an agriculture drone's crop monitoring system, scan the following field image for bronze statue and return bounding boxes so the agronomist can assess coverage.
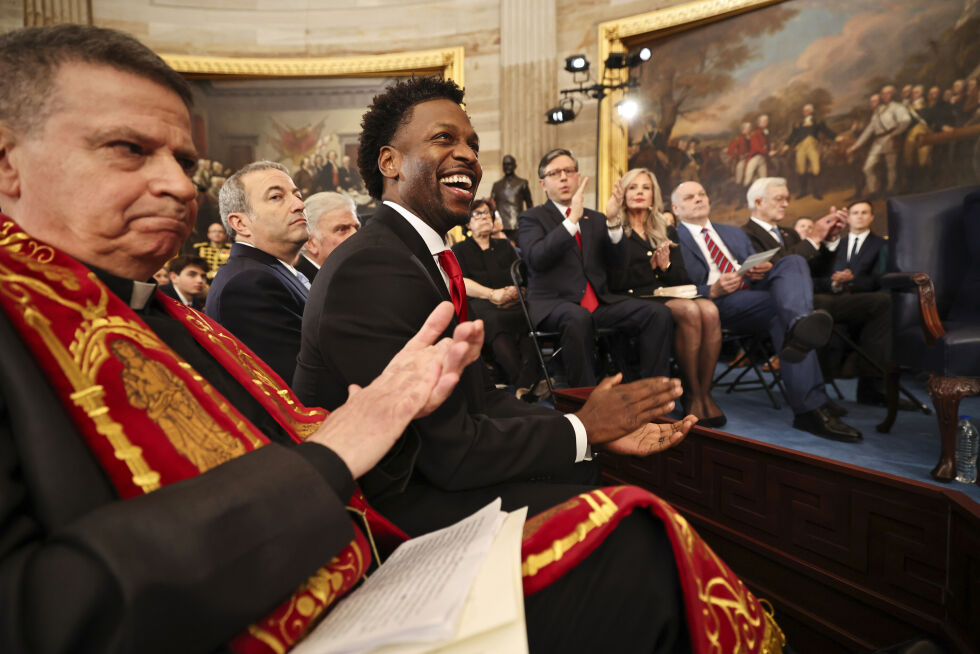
[490,155,533,239]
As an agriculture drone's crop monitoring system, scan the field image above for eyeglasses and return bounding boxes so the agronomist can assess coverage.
[470,209,492,218]
[542,167,578,179]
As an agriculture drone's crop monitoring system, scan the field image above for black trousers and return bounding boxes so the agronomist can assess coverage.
[375,476,690,654]
[813,291,891,381]
[540,298,674,387]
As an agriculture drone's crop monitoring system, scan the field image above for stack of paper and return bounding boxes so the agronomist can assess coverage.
[292,499,528,654]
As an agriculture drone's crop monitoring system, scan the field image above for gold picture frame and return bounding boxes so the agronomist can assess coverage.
[596,0,781,202]
[161,47,464,85]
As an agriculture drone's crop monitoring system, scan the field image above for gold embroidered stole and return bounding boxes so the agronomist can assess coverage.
[0,217,367,653]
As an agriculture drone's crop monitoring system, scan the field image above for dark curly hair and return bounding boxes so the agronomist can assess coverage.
[357,76,466,200]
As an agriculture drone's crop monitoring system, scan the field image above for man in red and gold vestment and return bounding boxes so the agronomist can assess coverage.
[0,24,783,654]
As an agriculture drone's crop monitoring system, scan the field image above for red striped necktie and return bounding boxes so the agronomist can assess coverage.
[701,227,749,290]
[567,207,599,312]
[437,249,468,321]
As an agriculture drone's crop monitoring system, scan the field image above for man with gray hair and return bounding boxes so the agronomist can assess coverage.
[295,191,360,282]
[205,160,312,381]
[742,177,845,265]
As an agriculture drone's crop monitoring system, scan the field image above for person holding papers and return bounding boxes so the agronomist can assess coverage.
[606,168,725,427]
[672,181,863,442]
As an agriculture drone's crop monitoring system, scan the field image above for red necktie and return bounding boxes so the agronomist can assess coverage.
[701,228,749,290]
[437,249,468,321]
[567,207,599,312]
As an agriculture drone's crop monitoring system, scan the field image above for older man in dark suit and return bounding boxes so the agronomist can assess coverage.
[205,161,312,382]
[518,148,674,387]
[741,177,844,265]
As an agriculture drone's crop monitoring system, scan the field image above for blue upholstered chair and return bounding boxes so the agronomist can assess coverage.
[879,185,980,481]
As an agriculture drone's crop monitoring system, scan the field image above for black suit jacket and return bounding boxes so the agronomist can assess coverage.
[205,243,310,383]
[159,281,206,310]
[295,254,320,284]
[812,230,887,293]
[294,204,577,502]
[518,202,627,326]
[0,273,353,654]
[742,218,822,263]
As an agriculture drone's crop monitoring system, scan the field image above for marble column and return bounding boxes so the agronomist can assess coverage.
[24,0,91,26]
[500,0,557,207]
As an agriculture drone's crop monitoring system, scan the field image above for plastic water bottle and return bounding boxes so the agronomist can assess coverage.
[954,416,978,483]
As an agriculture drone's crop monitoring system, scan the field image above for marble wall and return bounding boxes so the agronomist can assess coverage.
[7,0,683,207]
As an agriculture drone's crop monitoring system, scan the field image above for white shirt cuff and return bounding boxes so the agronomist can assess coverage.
[824,237,841,251]
[806,237,821,249]
[608,228,623,244]
[565,413,592,462]
[562,219,580,237]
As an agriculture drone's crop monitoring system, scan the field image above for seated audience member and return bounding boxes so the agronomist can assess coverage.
[296,191,361,282]
[160,254,208,309]
[0,24,485,654]
[518,148,674,387]
[741,177,845,265]
[811,200,905,407]
[793,216,814,241]
[293,77,707,653]
[606,168,725,427]
[193,221,232,280]
[153,266,171,286]
[205,161,311,382]
[1,25,783,654]
[673,181,862,442]
[452,198,538,395]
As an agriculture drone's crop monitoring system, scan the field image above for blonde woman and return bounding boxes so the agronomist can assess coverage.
[606,168,726,426]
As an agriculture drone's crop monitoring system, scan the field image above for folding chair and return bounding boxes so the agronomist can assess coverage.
[711,329,785,409]
[510,258,629,397]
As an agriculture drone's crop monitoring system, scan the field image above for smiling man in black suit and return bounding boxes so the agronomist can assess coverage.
[205,161,312,382]
[295,77,699,653]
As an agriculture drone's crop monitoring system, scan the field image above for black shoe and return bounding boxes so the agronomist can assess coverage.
[781,310,833,364]
[699,414,728,429]
[793,407,863,442]
[823,399,848,418]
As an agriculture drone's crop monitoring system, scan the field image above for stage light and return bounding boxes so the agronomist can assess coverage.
[604,52,629,69]
[564,54,589,73]
[616,98,639,121]
[546,105,576,124]
[637,47,651,62]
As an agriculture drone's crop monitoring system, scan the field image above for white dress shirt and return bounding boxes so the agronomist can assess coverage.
[550,200,623,244]
[384,200,591,462]
[846,230,870,263]
[680,219,741,286]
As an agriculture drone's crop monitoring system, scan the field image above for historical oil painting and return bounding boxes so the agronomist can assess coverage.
[184,76,395,242]
[626,0,979,225]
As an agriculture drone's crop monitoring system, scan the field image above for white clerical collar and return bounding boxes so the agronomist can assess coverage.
[131,281,156,310]
[383,200,451,254]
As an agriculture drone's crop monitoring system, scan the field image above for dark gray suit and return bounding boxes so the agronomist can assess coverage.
[205,242,310,383]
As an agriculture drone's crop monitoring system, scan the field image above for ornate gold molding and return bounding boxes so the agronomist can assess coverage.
[596,0,781,203]
[162,47,465,87]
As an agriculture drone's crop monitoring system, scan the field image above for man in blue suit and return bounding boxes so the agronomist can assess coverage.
[206,161,312,383]
[672,181,862,441]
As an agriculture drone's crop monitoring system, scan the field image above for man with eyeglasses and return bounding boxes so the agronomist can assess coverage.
[519,148,674,387]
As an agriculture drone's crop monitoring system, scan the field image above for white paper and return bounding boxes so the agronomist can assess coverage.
[293,499,506,654]
[736,247,779,275]
[367,507,528,654]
